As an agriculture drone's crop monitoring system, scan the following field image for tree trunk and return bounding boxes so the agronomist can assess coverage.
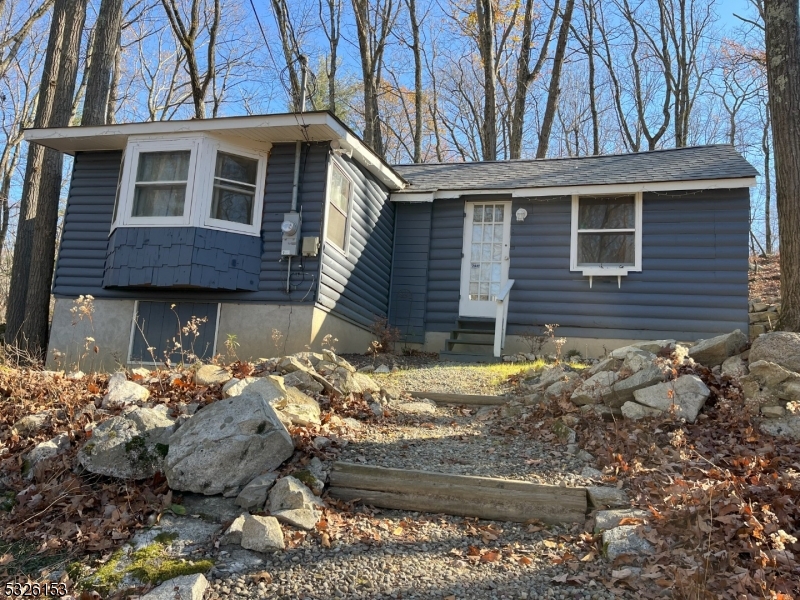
[5,0,73,345]
[476,0,497,161]
[271,0,301,109]
[584,0,599,155]
[406,0,423,162]
[763,102,773,255]
[536,0,576,159]
[83,0,123,126]
[20,0,88,356]
[765,0,800,330]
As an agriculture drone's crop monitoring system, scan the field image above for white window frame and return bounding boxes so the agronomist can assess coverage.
[570,192,642,277]
[112,133,268,237]
[323,160,354,255]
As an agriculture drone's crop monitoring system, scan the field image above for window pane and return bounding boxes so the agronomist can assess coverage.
[493,224,503,242]
[210,184,254,224]
[473,205,483,222]
[132,184,186,217]
[483,206,494,222]
[471,243,481,261]
[469,282,479,299]
[492,244,502,260]
[136,151,190,182]
[578,232,635,265]
[482,225,493,243]
[215,152,258,185]
[578,196,635,229]
[481,244,491,261]
[327,207,347,249]
[494,205,504,222]
[330,167,350,213]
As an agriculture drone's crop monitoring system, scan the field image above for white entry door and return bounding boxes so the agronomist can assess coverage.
[459,201,512,318]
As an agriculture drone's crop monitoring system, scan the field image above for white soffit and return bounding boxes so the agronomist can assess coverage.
[23,112,406,190]
[389,177,758,202]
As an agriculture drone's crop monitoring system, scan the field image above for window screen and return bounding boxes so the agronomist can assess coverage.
[130,302,218,364]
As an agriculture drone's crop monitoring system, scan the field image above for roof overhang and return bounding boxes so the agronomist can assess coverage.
[24,111,407,190]
[390,176,758,202]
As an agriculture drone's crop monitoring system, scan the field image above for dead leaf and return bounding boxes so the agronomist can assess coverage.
[480,551,500,562]
[0,554,12,565]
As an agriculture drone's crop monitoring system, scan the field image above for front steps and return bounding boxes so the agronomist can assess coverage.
[440,318,499,362]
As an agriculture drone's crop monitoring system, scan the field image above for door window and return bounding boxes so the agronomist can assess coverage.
[468,203,505,301]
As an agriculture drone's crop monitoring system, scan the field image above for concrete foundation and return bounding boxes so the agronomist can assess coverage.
[47,297,136,372]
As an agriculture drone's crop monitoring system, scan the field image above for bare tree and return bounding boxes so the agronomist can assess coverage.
[318,0,342,113]
[764,0,800,330]
[83,0,124,125]
[270,0,302,109]
[403,0,423,162]
[0,0,54,81]
[160,0,221,119]
[475,0,497,160]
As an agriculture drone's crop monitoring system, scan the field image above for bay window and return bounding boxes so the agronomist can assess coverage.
[112,134,267,235]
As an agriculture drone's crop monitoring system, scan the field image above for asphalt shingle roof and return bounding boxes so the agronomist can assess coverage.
[391,144,759,193]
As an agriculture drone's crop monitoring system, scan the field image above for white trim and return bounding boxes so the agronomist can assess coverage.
[459,201,512,318]
[127,300,140,365]
[569,193,643,278]
[213,303,222,356]
[323,158,354,256]
[390,177,757,202]
[24,112,406,190]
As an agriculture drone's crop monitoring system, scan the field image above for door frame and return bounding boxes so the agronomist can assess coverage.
[459,200,512,318]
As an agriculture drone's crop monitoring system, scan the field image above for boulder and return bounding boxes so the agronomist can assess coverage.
[594,509,650,533]
[278,356,311,375]
[282,370,325,394]
[12,411,52,437]
[224,376,321,427]
[236,473,279,510]
[587,486,629,508]
[273,509,320,530]
[631,340,676,355]
[621,349,657,374]
[78,408,174,479]
[165,393,294,495]
[570,371,620,406]
[195,365,231,386]
[761,405,786,418]
[609,345,644,360]
[240,515,285,552]
[102,378,150,409]
[607,365,666,408]
[328,367,380,394]
[26,433,70,474]
[740,361,800,405]
[687,330,748,367]
[721,355,748,378]
[620,402,663,420]
[749,331,800,373]
[588,357,622,376]
[220,514,246,545]
[292,458,326,495]
[323,350,356,373]
[543,371,581,401]
[536,365,568,387]
[602,526,654,562]
[759,415,800,441]
[141,573,208,600]
[268,476,324,513]
[632,375,711,423]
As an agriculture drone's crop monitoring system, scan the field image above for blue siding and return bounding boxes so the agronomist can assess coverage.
[104,227,261,290]
[388,202,432,343]
[417,189,750,341]
[53,144,328,303]
[130,301,218,362]
[317,153,394,329]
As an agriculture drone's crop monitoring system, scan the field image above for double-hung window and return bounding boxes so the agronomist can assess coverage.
[570,193,642,278]
[112,134,267,236]
[326,163,352,251]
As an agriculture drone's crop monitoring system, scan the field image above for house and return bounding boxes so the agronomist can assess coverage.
[23,111,758,369]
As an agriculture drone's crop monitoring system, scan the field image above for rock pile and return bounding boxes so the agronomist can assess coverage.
[749,297,780,339]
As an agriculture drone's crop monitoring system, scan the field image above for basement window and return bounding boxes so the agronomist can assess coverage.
[570,193,642,279]
[112,134,268,236]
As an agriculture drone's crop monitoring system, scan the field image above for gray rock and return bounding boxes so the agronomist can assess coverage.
[223,376,286,403]
[631,340,676,355]
[329,368,380,394]
[594,509,649,533]
[274,387,321,427]
[621,401,663,420]
[273,508,320,530]
[537,365,568,387]
[551,420,576,443]
[26,433,70,474]
[282,370,324,394]
[759,415,800,440]
[78,408,175,479]
[278,356,310,375]
[323,350,356,373]
[749,331,800,373]
[395,400,437,415]
[721,355,748,378]
[760,405,786,418]
[374,364,390,374]
[632,375,711,423]
[195,365,231,386]
[141,574,208,600]
[180,494,241,524]
[268,476,324,513]
[165,393,294,495]
[580,466,604,480]
[740,360,799,403]
[544,371,581,400]
[609,345,643,360]
[570,371,619,405]
[240,515,285,552]
[587,486,629,508]
[12,411,51,437]
[622,349,657,374]
[607,365,666,408]
[602,526,654,562]
[370,402,384,418]
[236,473,279,510]
[220,514,247,545]
[102,379,150,409]
[357,365,376,374]
[576,449,595,462]
[588,357,622,376]
[688,330,748,367]
[580,404,622,420]
[66,370,85,381]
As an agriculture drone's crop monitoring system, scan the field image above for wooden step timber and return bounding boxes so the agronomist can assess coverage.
[329,462,587,524]
[408,391,507,406]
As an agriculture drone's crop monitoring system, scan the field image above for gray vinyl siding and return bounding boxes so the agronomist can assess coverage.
[418,189,749,341]
[53,144,328,303]
[388,203,432,343]
[317,153,394,329]
[130,301,218,363]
